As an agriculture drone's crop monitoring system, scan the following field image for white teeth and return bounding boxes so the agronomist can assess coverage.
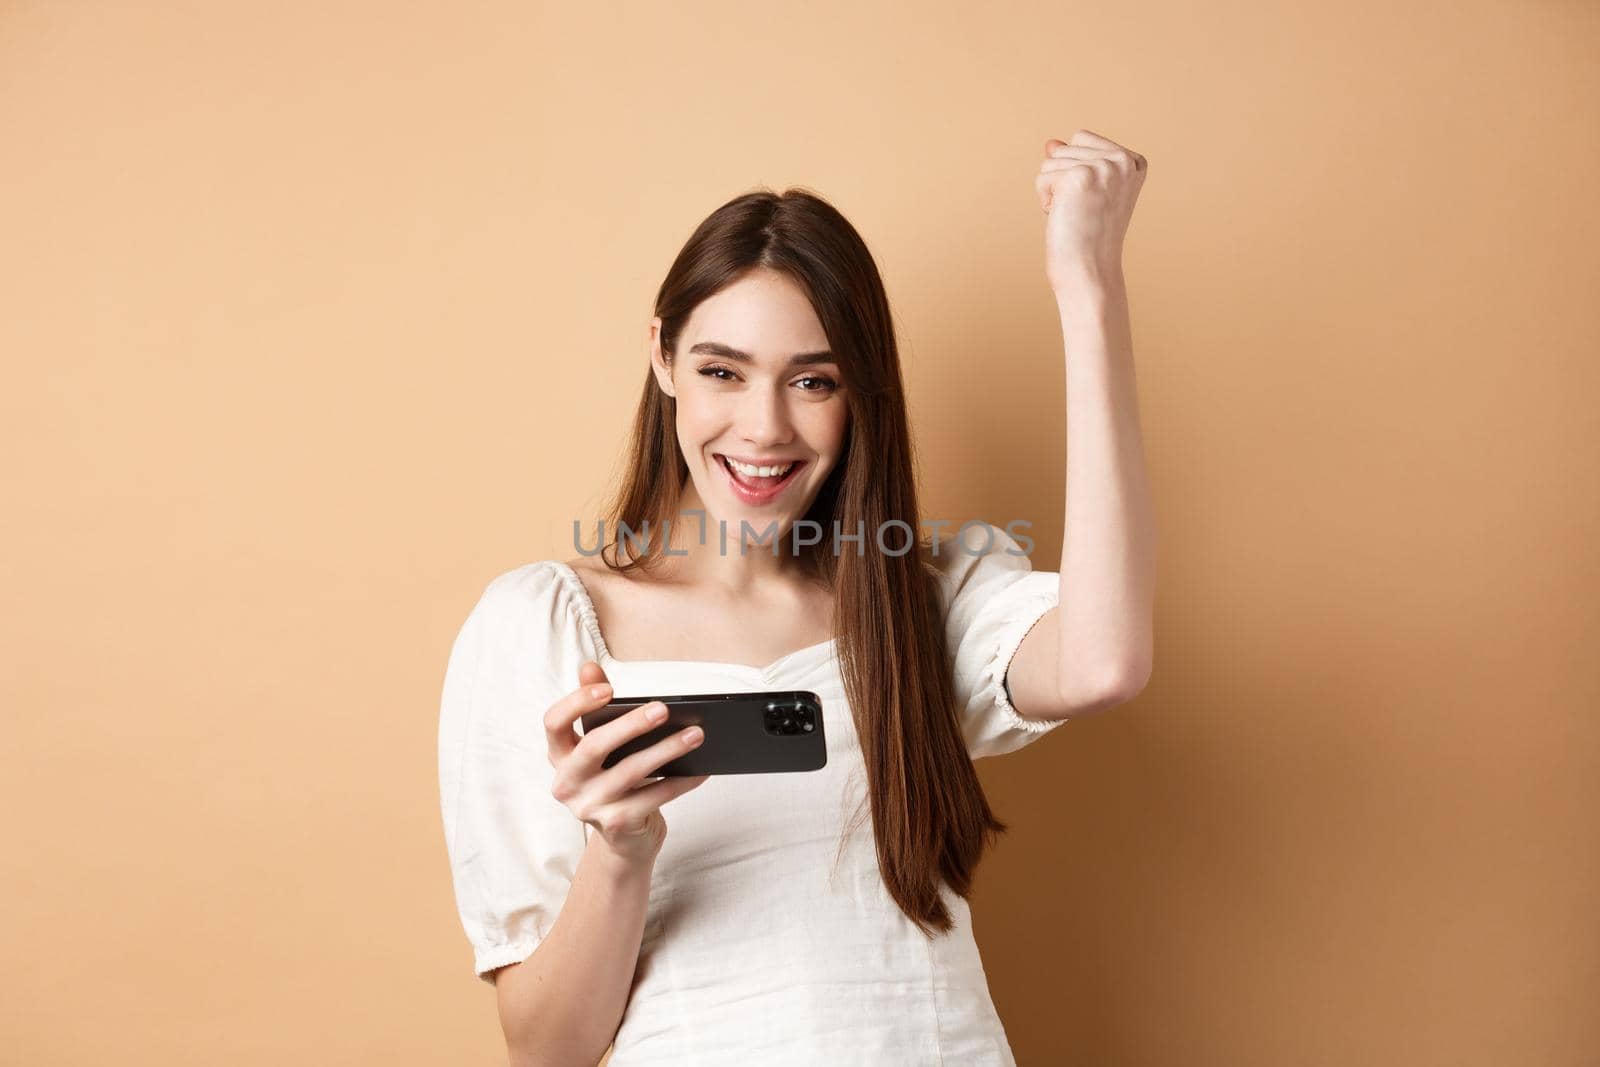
[725,457,795,478]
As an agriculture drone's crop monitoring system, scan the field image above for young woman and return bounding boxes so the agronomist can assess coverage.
[439,130,1155,1066]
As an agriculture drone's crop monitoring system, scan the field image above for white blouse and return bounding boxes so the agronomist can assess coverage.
[437,521,1068,1065]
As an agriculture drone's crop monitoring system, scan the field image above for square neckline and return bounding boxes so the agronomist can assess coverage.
[547,560,838,677]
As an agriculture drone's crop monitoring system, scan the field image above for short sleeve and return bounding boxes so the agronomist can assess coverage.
[437,564,590,982]
[938,522,1070,760]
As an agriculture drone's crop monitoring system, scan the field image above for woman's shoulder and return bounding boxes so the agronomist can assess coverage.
[929,521,1038,591]
[478,557,574,604]
[460,558,604,670]
[468,558,594,639]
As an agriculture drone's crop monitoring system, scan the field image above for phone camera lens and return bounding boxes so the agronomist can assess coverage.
[765,701,817,736]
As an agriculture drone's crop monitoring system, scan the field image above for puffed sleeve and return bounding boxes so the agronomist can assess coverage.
[438,563,590,982]
[938,522,1070,760]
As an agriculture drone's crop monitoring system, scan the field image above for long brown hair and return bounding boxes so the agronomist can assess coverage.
[594,186,1008,938]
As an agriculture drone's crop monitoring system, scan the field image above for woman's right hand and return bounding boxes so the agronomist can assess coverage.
[544,661,711,866]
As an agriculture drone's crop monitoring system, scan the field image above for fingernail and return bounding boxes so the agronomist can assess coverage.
[647,702,667,722]
[683,726,703,744]
[590,684,611,699]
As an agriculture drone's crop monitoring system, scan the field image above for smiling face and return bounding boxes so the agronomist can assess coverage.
[650,268,850,545]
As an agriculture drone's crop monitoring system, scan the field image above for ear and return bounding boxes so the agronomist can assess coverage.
[648,317,675,398]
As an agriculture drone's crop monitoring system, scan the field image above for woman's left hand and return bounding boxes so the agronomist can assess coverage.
[1036,129,1148,291]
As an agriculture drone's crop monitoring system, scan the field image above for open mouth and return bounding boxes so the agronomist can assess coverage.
[715,454,807,503]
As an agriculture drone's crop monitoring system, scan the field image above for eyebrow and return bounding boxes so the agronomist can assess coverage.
[687,341,836,367]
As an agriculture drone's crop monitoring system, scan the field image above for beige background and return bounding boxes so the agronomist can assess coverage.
[3,2,1596,1064]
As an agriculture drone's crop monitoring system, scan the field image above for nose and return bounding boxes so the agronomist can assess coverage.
[738,384,796,450]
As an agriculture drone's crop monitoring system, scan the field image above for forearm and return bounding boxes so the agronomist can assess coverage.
[1054,264,1157,697]
[497,834,656,1067]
